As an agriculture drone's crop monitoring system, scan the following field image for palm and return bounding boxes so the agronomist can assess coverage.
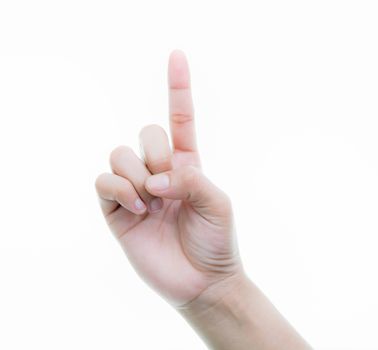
[106,151,233,306]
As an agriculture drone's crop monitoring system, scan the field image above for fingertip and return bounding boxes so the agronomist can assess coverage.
[169,49,186,60]
[134,198,147,214]
[148,197,164,213]
[168,49,190,89]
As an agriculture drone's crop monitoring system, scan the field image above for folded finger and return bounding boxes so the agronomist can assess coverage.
[139,124,172,174]
[95,172,147,216]
[109,145,163,213]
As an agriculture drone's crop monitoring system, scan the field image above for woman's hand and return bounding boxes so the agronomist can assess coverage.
[94,50,244,308]
[95,50,312,350]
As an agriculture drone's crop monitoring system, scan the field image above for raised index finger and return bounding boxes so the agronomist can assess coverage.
[168,50,197,153]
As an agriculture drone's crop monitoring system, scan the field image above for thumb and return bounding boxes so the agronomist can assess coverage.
[144,165,232,222]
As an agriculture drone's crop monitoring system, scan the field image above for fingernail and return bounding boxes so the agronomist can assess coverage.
[149,198,163,212]
[134,198,146,211]
[146,174,170,191]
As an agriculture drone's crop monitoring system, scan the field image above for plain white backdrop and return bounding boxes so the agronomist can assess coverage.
[1,1,377,349]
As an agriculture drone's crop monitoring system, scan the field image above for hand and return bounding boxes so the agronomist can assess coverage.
[95,50,244,308]
[95,50,313,350]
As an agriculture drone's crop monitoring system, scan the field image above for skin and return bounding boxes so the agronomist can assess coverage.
[95,50,313,349]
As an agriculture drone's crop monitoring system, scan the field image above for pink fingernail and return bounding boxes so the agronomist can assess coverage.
[149,198,163,212]
[134,198,146,211]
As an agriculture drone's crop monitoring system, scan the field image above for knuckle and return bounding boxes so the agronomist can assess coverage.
[94,172,109,192]
[220,192,233,212]
[139,123,164,138]
[216,190,233,219]
[171,113,193,124]
[109,145,132,166]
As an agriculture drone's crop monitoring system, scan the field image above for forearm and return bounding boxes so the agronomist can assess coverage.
[177,272,312,350]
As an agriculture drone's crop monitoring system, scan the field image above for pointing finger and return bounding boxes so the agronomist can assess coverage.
[168,50,198,154]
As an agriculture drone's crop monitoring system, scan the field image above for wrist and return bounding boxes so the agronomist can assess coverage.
[176,268,251,321]
[176,270,261,350]
[176,269,313,350]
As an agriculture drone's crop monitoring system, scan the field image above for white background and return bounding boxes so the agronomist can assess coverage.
[0,1,377,349]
